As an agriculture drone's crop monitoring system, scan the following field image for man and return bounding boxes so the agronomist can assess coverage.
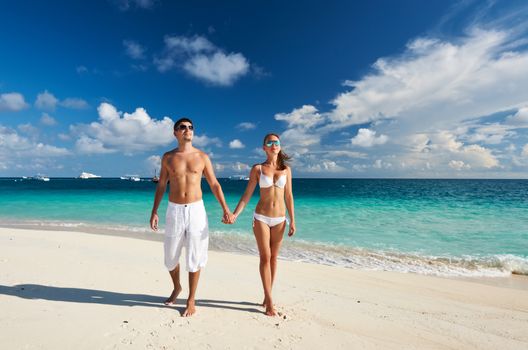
[150,117,231,317]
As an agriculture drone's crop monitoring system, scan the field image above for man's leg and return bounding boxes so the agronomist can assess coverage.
[164,202,185,306]
[182,201,208,317]
[182,270,200,317]
[165,264,182,305]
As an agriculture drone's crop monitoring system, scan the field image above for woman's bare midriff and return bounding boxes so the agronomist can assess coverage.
[255,187,286,217]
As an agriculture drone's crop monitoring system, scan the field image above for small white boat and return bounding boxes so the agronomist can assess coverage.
[79,172,101,179]
[120,175,141,182]
[34,174,50,182]
[152,169,159,183]
[228,175,250,181]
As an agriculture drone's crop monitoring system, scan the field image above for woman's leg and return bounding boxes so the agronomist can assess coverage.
[269,221,286,291]
[253,218,276,316]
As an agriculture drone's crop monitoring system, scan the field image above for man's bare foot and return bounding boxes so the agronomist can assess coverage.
[264,300,277,316]
[164,286,182,305]
[182,299,196,317]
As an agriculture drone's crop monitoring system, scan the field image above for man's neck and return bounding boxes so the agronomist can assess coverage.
[177,141,194,153]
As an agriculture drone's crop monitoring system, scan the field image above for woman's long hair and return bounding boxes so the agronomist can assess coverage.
[263,133,291,170]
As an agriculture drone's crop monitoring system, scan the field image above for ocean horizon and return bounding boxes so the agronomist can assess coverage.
[1,177,527,277]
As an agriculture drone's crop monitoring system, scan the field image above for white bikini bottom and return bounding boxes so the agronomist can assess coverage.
[253,212,289,227]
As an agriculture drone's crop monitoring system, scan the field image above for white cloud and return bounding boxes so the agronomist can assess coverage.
[154,35,250,86]
[214,163,224,172]
[328,29,528,132]
[17,123,38,138]
[506,106,528,126]
[123,39,146,59]
[183,52,249,86]
[58,133,70,141]
[35,90,58,110]
[164,35,215,54]
[279,128,321,155]
[449,160,470,170]
[323,150,367,158]
[60,98,89,109]
[146,155,161,172]
[0,125,71,168]
[373,159,392,169]
[0,92,29,111]
[193,134,222,147]
[229,139,245,149]
[462,144,499,168]
[464,123,514,144]
[399,130,500,171]
[305,160,345,173]
[40,113,57,126]
[71,102,175,154]
[272,24,528,176]
[236,122,256,130]
[75,136,115,155]
[273,105,326,156]
[275,105,324,129]
[351,128,388,147]
[36,91,87,110]
[231,161,250,172]
[521,144,528,157]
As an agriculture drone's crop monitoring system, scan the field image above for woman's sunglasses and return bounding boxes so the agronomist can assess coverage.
[178,124,194,131]
[265,140,280,147]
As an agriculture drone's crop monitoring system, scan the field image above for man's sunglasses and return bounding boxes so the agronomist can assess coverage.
[265,140,280,147]
[178,124,194,131]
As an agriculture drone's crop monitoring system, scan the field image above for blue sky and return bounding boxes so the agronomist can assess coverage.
[1,0,528,178]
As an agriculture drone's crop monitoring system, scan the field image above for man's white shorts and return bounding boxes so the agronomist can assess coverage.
[164,200,209,272]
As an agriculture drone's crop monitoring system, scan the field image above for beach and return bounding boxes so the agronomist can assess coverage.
[1,227,527,349]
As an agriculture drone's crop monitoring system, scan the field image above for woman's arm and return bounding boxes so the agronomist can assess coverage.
[232,165,259,222]
[285,166,295,236]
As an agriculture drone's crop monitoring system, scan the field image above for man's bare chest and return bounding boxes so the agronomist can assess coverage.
[167,157,204,177]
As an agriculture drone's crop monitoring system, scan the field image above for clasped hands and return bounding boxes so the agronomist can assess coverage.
[221,211,237,224]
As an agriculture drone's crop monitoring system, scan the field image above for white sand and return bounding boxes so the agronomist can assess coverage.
[1,227,527,350]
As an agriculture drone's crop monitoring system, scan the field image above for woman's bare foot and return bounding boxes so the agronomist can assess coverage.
[264,300,277,316]
[164,285,182,305]
[182,299,196,317]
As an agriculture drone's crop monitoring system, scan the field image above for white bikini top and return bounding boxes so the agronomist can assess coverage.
[259,165,287,189]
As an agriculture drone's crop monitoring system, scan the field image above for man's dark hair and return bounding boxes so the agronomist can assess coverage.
[174,117,193,131]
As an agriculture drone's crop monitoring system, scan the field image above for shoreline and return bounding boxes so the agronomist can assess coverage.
[1,221,527,279]
[2,227,528,349]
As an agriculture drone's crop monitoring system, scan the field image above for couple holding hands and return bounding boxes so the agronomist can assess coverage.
[150,118,295,317]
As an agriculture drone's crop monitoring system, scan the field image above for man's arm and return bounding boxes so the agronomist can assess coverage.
[150,154,169,231]
[202,153,231,219]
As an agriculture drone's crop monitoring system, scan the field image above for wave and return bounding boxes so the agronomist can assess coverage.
[208,231,528,277]
[2,219,527,277]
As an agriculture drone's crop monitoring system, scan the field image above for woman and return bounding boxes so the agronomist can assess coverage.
[229,133,296,316]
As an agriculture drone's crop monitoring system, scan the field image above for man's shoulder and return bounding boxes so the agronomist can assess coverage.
[162,149,178,158]
[193,148,209,159]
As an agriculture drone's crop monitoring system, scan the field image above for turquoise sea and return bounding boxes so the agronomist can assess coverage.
[1,178,527,277]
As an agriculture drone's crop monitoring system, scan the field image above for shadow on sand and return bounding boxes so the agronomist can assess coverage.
[0,284,262,314]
